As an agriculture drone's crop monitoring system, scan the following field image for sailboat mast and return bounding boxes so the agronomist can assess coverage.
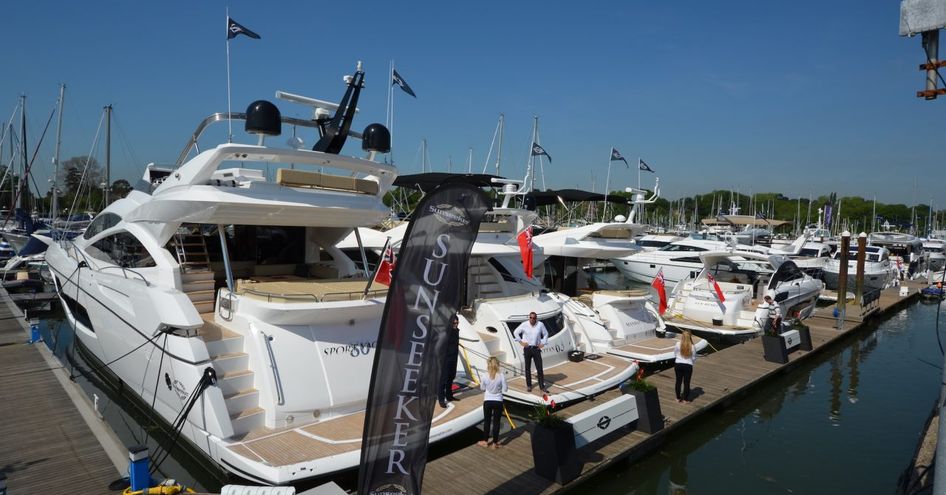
[18,95,26,211]
[52,84,65,221]
[496,114,504,176]
[104,104,112,207]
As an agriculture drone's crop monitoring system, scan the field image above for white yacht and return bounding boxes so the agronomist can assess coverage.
[869,231,928,279]
[611,237,769,285]
[345,176,639,405]
[663,252,823,337]
[822,245,899,292]
[531,186,708,363]
[922,238,946,272]
[42,66,483,485]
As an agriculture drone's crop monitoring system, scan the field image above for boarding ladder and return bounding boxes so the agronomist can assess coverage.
[172,229,211,272]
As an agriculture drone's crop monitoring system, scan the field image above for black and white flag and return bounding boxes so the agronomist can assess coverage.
[531,143,552,162]
[358,183,489,495]
[392,69,417,97]
[610,147,628,168]
[639,158,655,173]
[227,17,260,40]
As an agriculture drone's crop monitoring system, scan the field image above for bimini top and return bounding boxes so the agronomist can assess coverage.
[526,189,629,207]
[393,173,505,192]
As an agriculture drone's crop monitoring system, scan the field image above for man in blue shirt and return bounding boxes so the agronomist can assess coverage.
[514,312,549,393]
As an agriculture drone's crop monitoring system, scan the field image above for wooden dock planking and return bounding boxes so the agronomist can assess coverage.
[0,289,123,495]
[422,282,924,494]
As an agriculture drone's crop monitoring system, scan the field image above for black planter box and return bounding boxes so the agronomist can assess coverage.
[620,385,663,433]
[762,334,788,363]
[531,423,580,484]
[797,325,813,351]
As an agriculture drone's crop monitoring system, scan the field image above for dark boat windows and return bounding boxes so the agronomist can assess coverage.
[88,231,156,268]
[83,213,122,240]
[660,244,705,252]
[506,313,564,339]
[769,260,804,287]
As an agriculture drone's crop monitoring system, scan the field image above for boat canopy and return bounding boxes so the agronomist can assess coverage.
[393,173,505,192]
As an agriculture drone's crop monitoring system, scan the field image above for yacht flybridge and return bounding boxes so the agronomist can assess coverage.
[42,65,483,485]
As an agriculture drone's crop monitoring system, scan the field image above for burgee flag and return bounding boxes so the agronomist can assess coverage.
[227,17,261,40]
[610,148,629,168]
[531,143,552,162]
[651,268,668,315]
[392,69,417,97]
[639,158,655,173]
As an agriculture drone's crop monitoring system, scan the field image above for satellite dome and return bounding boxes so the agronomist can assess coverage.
[245,100,281,136]
[361,123,391,153]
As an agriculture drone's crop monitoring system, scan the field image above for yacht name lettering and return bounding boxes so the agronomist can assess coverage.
[324,340,376,358]
[386,233,449,476]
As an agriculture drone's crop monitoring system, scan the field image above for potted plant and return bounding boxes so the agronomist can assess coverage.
[530,396,580,483]
[619,365,663,433]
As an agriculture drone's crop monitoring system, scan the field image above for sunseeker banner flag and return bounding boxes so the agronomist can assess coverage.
[358,182,489,495]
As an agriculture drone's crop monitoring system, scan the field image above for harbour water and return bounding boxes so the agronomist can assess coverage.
[582,301,944,494]
[35,298,943,493]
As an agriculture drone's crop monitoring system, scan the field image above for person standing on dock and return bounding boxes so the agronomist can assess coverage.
[761,292,782,333]
[439,315,461,408]
[515,312,549,393]
[477,356,508,449]
[674,330,696,403]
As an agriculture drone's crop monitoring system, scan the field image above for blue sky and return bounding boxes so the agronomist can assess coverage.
[0,1,941,205]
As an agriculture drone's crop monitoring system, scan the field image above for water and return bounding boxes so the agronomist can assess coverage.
[36,299,945,493]
[582,302,945,494]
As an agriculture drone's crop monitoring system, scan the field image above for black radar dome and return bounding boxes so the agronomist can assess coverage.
[245,100,281,136]
[361,123,391,153]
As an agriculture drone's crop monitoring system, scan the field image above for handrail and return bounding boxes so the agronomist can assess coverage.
[237,286,388,302]
[176,112,324,166]
[98,265,150,286]
[259,330,285,406]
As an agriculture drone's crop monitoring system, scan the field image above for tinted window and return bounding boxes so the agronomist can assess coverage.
[83,213,122,240]
[87,231,156,268]
[508,313,564,339]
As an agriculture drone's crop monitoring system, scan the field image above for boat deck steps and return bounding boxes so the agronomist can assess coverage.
[185,289,216,303]
[193,300,215,314]
[224,389,260,415]
[182,279,215,293]
[217,369,256,396]
[212,352,249,375]
[230,407,265,436]
[181,270,215,283]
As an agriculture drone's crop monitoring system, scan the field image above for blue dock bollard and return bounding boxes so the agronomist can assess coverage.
[128,445,152,492]
[0,471,7,495]
[28,319,41,344]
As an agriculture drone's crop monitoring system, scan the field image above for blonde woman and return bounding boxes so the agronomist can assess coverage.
[674,330,696,403]
[478,357,508,449]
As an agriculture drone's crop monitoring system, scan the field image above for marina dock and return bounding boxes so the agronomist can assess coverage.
[0,290,125,494]
[422,281,924,494]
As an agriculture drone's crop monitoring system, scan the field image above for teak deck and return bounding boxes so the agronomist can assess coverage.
[421,282,922,494]
[0,290,122,494]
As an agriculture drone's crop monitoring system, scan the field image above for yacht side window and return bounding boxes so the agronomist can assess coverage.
[83,213,122,240]
[87,231,156,268]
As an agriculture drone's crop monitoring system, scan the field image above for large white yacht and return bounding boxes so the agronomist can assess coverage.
[822,245,899,292]
[344,176,639,405]
[922,238,946,272]
[42,65,483,485]
[531,186,709,363]
[663,251,823,338]
[611,237,769,285]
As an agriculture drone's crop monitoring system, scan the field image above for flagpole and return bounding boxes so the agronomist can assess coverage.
[603,150,612,222]
[389,61,395,163]
[637,157,641,192]
[225,8,232,143]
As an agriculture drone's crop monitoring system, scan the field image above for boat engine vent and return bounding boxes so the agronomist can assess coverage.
[361,123,391,153]
[245,100,281,136]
